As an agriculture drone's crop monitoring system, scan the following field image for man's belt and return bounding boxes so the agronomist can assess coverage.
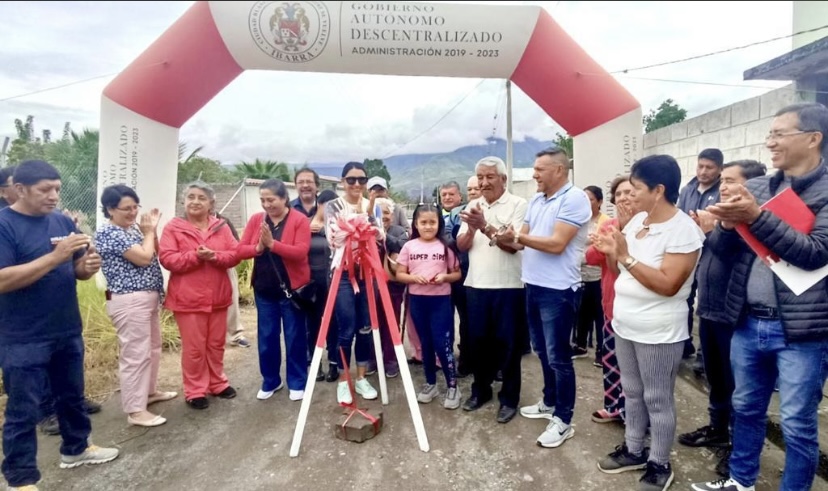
[747,304,780,320]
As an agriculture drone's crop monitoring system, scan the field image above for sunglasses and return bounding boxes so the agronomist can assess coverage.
[344,176,368,185]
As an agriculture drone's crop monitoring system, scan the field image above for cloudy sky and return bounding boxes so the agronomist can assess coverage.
[0,1,797,165]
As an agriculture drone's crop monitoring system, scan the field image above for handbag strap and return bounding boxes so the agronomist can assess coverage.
[263,216,291,298]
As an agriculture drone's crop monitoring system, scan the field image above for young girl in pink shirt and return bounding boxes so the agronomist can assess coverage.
[396,204,462,409]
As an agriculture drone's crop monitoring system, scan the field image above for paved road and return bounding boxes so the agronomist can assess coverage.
[31,316,794,491]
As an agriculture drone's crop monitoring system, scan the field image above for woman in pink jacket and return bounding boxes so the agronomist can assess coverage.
[159,182,249,410]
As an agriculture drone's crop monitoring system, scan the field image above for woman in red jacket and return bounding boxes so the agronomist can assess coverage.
[159,182,246,410]
[238,179,312,402]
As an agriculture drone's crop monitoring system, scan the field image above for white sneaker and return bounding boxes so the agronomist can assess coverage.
[354,378,378,400]
[691,478,755,491]
[416,383,439,403]
[337,381,353,405]
[536,416,574,448]
[443,387,461,409]
[257,382,284,400]
[520,400,555,420]
[60,444,120,468]
[289,389,304,401]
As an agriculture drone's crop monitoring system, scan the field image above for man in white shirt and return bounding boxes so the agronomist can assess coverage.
[457,157,527,423]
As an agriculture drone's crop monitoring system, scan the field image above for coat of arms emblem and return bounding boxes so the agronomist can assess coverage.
[249,1,330,63]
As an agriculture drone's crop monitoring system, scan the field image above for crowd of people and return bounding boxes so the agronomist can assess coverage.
[0,101,827,491]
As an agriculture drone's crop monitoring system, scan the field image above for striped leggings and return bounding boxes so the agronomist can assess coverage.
[615,336,684,465]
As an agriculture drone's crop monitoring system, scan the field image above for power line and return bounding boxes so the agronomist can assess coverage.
[611,23,828,74]
[381,79,486,159]
[578,71,828,95]
[0,61,168,103]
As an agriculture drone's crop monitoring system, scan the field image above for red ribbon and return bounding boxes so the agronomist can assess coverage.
[333,215,387,293]
[338,347,381,434]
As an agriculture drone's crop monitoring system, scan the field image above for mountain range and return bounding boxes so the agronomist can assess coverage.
[303,136,554,200]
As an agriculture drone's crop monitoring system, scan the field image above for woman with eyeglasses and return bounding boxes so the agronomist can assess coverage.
[592,155,705,491]
[95,184,177,427]
[159,182,249,410]
[324,161,384,405]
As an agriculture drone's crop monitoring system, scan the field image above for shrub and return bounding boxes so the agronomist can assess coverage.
[236,259,254,306]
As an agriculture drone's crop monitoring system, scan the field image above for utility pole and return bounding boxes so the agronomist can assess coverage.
[0,137,9,168]
[505,80,513,192]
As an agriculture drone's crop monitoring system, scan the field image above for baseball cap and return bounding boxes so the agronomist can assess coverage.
[367,176,388,190]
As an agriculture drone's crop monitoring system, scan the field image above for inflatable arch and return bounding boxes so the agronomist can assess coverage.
[97,1,642,226]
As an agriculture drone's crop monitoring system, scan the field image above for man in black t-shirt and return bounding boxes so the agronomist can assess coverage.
[0,160,120,489]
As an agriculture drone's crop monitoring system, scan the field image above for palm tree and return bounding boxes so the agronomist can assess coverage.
[234,158,291,181]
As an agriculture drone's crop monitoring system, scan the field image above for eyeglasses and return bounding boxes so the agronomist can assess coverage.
[115,204,141,212]
[765,130,815,142]
[344,176,368,185]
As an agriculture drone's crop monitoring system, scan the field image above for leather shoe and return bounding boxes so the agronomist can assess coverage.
[325,366,339,383]
[496,405,518,424]
[462,394,492,412]
[315,367,325,382]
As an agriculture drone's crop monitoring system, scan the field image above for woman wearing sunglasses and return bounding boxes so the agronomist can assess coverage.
[324,162,384,405]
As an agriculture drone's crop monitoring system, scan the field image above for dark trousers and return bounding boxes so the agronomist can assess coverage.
[307,268,339,366]
[1,335,90,487]
[686,279,699,354]
[699,317,735,431]
[377,283,404,372]
[575,280,603,353]
[466,287,526,408]
[526,284,579,425]
[410,294,457,387]
[451,281,470,369]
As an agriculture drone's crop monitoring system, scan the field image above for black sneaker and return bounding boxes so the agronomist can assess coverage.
[691,478,754,491]
[639,461,674,491]
[571,347,589,359]
[597,443,649,474]
[714,447,731,477]
[678,425,729,448]
[186,397,209,410]
[38,414,60,436]
[84,398,103,414]
[216,386,237,399]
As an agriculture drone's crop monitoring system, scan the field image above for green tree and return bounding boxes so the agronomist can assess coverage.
[7,115,48,164]
[643,99,687,133]
[553,132,574,162]
[177,143,234,185]
[234,158,291,181]
[364,158,391,185]
[45,127,100,229]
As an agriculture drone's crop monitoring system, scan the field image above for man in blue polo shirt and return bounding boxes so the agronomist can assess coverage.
[496,147,591,449]
[0,160,119,490]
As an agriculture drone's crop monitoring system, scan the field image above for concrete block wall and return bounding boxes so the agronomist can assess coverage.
[173,182,246,235]
[643,85,802,184]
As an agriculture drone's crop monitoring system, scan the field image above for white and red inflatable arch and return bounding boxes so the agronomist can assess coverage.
[97,1,641,225]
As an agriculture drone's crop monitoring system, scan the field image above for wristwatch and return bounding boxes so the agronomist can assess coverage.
[622,256,639,270]
[513,230,521,244]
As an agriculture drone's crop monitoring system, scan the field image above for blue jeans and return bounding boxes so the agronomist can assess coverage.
[730,315,828,490]
[526,283,578,425]
[409,294,456,387]
[333,272,372,368]
[255,293,308,391]
[1,335,90,487]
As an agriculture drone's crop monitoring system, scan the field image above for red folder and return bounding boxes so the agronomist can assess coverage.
[734,187,814,266]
